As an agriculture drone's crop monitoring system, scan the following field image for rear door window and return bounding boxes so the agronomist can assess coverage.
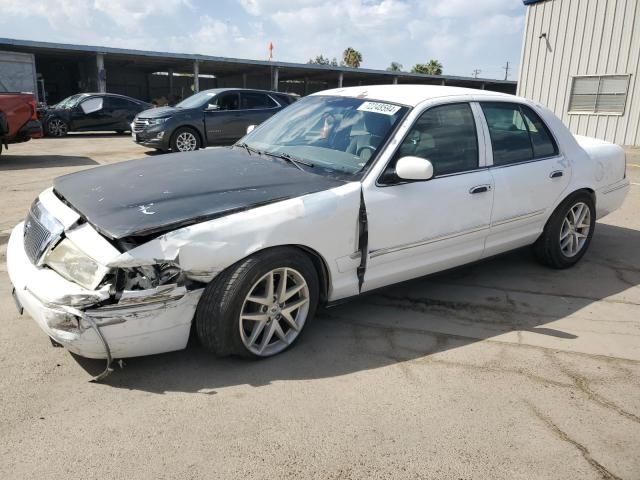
[481,102,558,166]
[105,97,136,111]
[240,92,278,110]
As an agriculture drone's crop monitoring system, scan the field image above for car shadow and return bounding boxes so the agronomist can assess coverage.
[0,154,99,170]
[74,223,640,393]
[65,132,129,138]
[143,149,166,156]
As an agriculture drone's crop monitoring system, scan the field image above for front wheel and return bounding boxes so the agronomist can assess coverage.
[47,118,68,137]
[195,248,319,358]
[170,127,201,152]
[534,192,595,269]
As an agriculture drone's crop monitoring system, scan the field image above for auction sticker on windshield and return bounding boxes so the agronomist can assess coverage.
[357,101,401,115]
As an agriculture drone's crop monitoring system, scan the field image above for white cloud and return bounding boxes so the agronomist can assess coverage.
[0,0,190,30]
[0,0,93,28]
[0,0,525,79]
[94,0,191,28]
[427,0,522,17]
[239,0,317,16]
[169,15,268,60]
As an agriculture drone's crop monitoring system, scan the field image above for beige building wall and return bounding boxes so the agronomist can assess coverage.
[517,0,640,146]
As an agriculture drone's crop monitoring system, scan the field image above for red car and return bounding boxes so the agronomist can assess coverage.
[0,92,42,155]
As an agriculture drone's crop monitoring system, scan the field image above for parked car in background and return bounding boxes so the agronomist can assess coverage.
[132,88,297,152]
[0,92,42,156]
[42,93,151,137]
[7,85,629,378]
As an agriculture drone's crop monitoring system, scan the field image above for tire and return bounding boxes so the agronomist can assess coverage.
[195,247,319,358]
[170,127,201,152]
[47,118,68,137]
[533,192,595,269]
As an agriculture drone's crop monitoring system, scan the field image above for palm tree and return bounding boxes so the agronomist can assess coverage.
[425,59,443,75]
[342,47,363,68]
[411,59,443,75]
[386,62,403,72]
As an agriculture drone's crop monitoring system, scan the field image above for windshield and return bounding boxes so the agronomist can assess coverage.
[55,94,89,109]
[176,91,217,109]
[241,95,408,176]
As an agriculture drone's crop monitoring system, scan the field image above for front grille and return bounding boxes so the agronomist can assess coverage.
[133,118,150,133]
[23,201,63,265]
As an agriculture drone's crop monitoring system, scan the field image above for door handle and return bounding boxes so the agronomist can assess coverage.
[469,184,492,194]
[550,170,564,178]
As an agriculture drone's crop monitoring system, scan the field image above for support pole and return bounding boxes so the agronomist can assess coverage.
[441,79,446,86]
[242,72,247,88]
[193,60,200,93]
[168,68,174,97]
[272,67,279,91]
[304,77,309,95]
[338,72,344,88]
[96,53,106,93]
[392,76,398,85]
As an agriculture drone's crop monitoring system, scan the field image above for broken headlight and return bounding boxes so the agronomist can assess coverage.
[45,239,110,290]
[118,264,182,291]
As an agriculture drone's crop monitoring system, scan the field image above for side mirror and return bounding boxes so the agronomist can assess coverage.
[395,156,434,181]
[206,104,220,111]
[246,125,256,134]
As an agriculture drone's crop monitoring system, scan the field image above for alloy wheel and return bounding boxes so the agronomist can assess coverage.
[239,267,310,357]
[48,119,67,137]
[559,201,591,257]
[176,131,197,151]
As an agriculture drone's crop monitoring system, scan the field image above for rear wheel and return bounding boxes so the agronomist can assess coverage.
[195,248,319,358]
[171,127,200,152]
[534,192,595,269]
[47,118,68,137]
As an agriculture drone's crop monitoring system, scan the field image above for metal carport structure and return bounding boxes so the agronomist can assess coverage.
[0,38,517,104]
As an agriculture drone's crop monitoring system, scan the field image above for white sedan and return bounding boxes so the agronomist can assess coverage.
[7,85,629,377]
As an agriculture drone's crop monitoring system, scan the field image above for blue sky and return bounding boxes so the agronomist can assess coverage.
[0,0,526,80]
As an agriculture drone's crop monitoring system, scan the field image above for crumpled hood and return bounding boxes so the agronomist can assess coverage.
[53,147,345,240]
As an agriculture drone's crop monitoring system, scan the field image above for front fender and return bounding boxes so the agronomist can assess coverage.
[108,182,363,301]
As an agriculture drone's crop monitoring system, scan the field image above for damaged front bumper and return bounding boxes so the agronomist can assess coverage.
[7,222,202,360]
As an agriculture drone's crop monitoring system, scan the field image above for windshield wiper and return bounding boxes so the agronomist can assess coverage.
[234,142,262,156]
[263,150,314,170]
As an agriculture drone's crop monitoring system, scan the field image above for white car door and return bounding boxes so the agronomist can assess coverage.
[478,101,571,257]
[361,101,494,292]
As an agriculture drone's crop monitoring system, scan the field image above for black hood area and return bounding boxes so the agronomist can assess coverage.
[54,148,345,240]
[44,107,71,119]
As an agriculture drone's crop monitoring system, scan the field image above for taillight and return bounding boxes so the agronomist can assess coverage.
[28,98,38,120]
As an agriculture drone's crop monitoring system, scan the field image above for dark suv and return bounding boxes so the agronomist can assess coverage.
[132,88,297,152]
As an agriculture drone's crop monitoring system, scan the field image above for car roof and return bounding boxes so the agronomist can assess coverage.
[312,84,513,107]
[79,92,148,102]
[199,88,294,96]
